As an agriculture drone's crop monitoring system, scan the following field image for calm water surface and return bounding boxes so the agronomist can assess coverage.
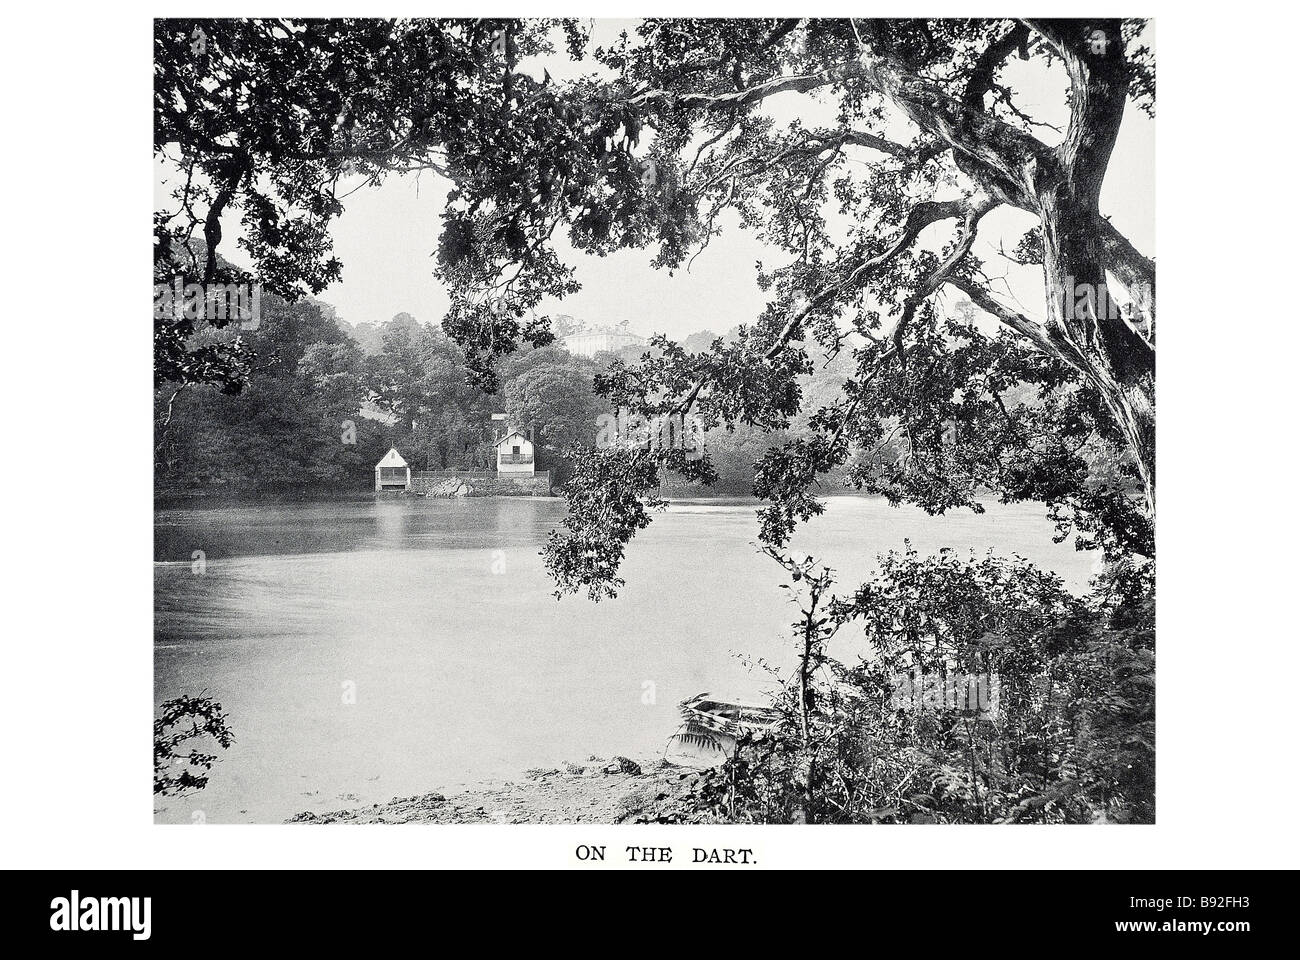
[154,495,1098,823]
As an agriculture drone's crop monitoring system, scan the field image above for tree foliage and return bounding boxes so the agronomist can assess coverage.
[687,546,1153,824]
[156,302,623,491]
[154,695,236,796]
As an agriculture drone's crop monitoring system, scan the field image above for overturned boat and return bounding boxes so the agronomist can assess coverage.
[663,693,785,768]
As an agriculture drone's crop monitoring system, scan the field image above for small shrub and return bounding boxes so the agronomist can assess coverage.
[154,694,235,796]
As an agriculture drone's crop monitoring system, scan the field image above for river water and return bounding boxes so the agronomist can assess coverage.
[154,495,1098,823]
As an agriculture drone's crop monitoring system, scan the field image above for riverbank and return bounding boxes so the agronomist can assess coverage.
[286,756,710,825]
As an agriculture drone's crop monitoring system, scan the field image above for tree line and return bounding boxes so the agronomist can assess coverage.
[155,290,856,494]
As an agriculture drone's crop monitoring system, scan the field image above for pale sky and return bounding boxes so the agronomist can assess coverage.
[184,19,1154,342]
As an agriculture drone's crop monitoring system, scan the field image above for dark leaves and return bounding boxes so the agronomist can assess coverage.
[154,694,235,796]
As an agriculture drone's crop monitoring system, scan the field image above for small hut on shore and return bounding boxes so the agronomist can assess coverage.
[494,429,535,477]
[374,448,411,491]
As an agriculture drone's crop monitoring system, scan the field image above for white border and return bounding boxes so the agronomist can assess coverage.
[2,1,1298,869]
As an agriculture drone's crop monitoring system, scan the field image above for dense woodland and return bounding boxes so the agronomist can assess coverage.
[154,297,865,494]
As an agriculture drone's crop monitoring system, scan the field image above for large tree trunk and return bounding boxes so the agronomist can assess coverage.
[1032,19,1155,510]
[1038,181,1156,511]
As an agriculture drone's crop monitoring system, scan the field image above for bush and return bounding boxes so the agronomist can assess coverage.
[154,695,235,796]
[692,547,1154,824]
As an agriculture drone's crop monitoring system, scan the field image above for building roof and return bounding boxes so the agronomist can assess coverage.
[561,327,647,358]
[375,447,408,468]
[493,430,530,448]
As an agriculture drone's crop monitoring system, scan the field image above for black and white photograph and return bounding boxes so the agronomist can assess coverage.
[3,2,1298,933]
[151,14,1156,828]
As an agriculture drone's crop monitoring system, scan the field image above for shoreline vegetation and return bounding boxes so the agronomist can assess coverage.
[154,296,869,503]
[158,289,1041,509]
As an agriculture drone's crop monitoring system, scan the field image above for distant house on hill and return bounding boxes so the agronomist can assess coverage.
[561,324,646,358]
[374,448,410,491]
[494,430,535,477]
